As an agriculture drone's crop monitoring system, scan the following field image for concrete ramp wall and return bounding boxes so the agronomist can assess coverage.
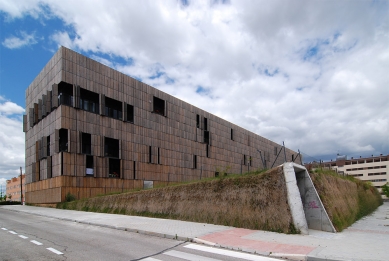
[283,163,336,234]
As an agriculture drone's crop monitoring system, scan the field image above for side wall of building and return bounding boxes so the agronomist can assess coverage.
[25,47,298,202]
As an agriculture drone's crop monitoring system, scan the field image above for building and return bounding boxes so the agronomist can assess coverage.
[23,46,299,204]
[6,174,25,202]
[313,154,388,191]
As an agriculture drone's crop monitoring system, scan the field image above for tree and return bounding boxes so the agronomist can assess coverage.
[382,182,389,198]
[7,194,12,201]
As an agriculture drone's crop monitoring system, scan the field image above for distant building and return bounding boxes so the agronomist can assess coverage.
[23,46,299,204]
[6,174,25,202]
[309,154,388,192]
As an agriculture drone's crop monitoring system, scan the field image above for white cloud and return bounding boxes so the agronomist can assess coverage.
[0,98,25,181]
[2,31,38,49]
[0,0,388,162]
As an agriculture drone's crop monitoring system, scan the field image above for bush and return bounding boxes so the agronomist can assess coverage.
[65,192,76,202]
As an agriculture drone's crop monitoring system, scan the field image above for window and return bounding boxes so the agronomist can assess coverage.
[59,129,68,152]
[193,155,197,169]
[196,114,200,128]
[105,96,122,120]
[47,136,50,156]
[58,82,73,106]
[158,147,161,164]
[274,146,277,156]
[82,133,92,155]
[104,137,119,158]
[231,129,234,140]
[80,88,99,114]
[206,145,210,158]
[153,96,165,116]
[243,155,247,165]
[204,118,208,131]
[204,131,210,144]
[127,104,134,122]
[149,146,152,163]
[108,158,120,178]
[86,155,93,176]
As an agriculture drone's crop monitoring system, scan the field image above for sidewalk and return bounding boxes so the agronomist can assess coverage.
[1,202,388,261]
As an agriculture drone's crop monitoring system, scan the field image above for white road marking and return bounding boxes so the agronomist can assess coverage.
[184,244,279,261]
[19,235,28,239]
[140,258,161,261]
[30,240,43,245]
[47,247,63,255]
[9,231,17,234]
[164,250,221,261]
[1,228,8,230]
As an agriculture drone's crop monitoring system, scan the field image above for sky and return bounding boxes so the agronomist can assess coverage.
[0,0,388,192]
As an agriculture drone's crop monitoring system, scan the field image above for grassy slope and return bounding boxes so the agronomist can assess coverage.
[310,169,383,231]
[58,167,298,233]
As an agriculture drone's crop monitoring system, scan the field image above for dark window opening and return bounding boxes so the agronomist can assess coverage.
[104,137,119,158]
[249,156,252,166]
[231,129,234,140]
[196,114,200,128]
[133,161,136,179]
[105,96,122,120]
[153,96,165,116]
[58,82,73,106]
[204,118,208,131]
[206,145,209,158]
[82,133,92,155]
[292,154,295,162]
[274,146,278,156]
[193,155,197,169]
[127,104,134,122]
[80,88,99,114]
[86,155,94,176]
[109,158,120,178]
[59,129,68,152]
[149,146,152,163]
[47,136,50,156]
[158,147,161,164]
[204,131,210,144]
[243,155,247,165]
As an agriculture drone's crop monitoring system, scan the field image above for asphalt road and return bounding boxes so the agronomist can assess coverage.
[0,208,276,261]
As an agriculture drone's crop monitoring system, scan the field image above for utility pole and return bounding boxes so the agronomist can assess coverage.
[20,167,23,205]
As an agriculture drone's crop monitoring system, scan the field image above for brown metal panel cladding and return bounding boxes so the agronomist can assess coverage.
[77,131,82,154]
[29,108,34,127]
[34,103,38,124]
[123,102,127,122]
[46,91,52,115]
[31,162,36,182]
[35,140,40,162]
[35,161,40,182]
[54,129,59,153]
[42,136,47,158]
[23,115,27,132]
[99,93,105,116]
[52,83,58,108]
[47,156,52,178]
[42,95,46,116]
[38,99,42,120]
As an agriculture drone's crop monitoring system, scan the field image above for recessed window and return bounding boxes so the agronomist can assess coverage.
[153,96,165,116]
[193,155,197,169]
[86,155,94,176]
[204,131,210,144]
[206,145,210,158]
[108,158,120,178]
[104,137,119,158]
[105,96,122,120]
[58,82,73,106]
[47,136,50,156]
[80,88,99,114]
[59,129,68,152]
[196,114,200,128]
[82,133,92,155]
[204,118,208,131]
[274,146,277,156]
[158,147,161,164]
[231,129,234,140]
[127,104,134,122]
[149,146,152,163]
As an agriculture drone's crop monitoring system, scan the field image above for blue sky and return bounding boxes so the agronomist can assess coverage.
[0,0,388,190]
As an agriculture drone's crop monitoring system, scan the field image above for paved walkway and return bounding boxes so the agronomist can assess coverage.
[1,202,388,261]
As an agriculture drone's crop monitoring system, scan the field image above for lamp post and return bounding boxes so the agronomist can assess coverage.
[20,167,23,205]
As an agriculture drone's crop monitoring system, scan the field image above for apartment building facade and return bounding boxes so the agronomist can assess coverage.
[319,154,388,191]
[24,46,298,204]
[6,174,25,202]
